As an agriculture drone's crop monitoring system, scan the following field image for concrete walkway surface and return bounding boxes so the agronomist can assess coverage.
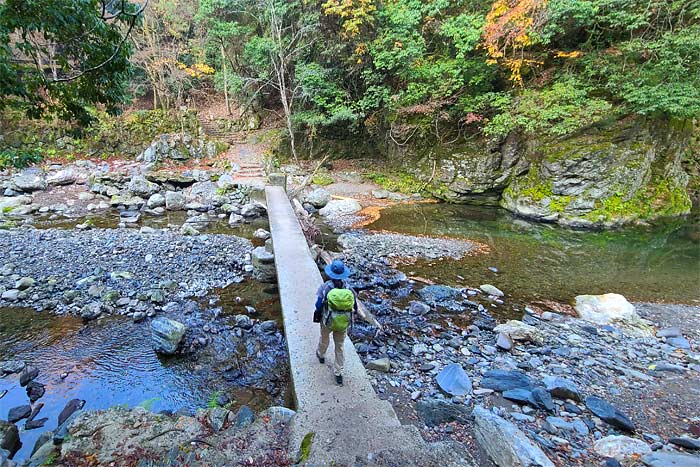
[265,186,475,467]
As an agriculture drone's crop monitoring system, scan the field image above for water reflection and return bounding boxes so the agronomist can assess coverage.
[367,203,700,304]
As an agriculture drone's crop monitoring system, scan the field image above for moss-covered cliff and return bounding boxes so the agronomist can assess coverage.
[383,117,696,228]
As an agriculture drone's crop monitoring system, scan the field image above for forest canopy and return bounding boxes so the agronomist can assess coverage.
[1,0,698,143]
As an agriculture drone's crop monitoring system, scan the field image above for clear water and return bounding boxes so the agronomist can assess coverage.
[0,281,285,461]
[367,203,700,305]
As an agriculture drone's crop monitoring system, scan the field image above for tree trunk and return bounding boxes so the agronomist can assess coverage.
[221,43,232,116]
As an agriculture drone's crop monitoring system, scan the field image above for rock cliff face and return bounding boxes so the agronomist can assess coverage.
[401,118,695,228]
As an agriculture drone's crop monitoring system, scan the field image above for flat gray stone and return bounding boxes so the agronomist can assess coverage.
[436,363,472,396]
[642,452,700,467]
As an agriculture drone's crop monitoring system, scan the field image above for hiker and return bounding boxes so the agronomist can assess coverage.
[314,259,357,386]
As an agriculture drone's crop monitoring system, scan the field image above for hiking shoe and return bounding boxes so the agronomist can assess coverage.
[316,352,325,364]
[335,375,343,386]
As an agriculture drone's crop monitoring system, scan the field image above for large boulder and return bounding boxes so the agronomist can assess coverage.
[473,406,555,467]
[499,119,692,228]
[109,194,145,209]
[0,196,32,211]
[575,293,653,337]
[47,168,78,186]
[151,317,187,354]
[165,191,185,210]
[319,199,362,218]
[127,175,160,197]
[304,188,331,208]
[12,171,47,192]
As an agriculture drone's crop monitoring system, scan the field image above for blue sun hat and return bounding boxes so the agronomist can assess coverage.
[325,259,351,280]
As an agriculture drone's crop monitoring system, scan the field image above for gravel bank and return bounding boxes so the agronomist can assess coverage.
[0,227,252,317]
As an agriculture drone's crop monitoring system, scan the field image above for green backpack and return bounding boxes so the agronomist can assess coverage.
[325,288,355,332]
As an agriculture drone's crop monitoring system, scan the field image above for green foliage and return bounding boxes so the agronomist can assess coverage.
[207,391,224,408]
[137,397,160,411]
[299,432,315,463]
[0,148,42,169]
[0,0,139,124]
[365,171,425,194]
[1,109,200,161]
[311,173,335,186]
[482,76,613,137]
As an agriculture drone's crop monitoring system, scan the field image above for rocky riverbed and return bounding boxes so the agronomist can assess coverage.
[328,229,700,467]
[0,160,294,466]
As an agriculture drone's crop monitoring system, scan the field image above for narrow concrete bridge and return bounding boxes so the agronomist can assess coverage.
[265,185,474,467]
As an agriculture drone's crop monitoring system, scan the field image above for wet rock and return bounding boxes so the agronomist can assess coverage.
[8,405,31,423]
[0,361,25,375]
[415,399,471,427]
[494,320,543,343]
[252,246,276,283]
[25,418,48,430]
[19,365,39,386]
[319,199,362,217]
[26,381,45,402]
[575,293,652,337]
[436,363,472,396]
[594,435,651,460]
[53,411,81,445]
[585,396,635,432]
[480,370,532,392]
[366,358,391,372]
[0,421,20,457]
[30,431,53,457]
[417,285,462,308]
[58,399,86,426]
[473,405,555,467]
[151,317,187,354]
[80,302,105,321]
[543,376,582,401]
[304,188,331,208]
[480,284,504,297]
[234,405,255,428]
[642,452,700,467]
[669,438,700,450]
[27,437,56,466]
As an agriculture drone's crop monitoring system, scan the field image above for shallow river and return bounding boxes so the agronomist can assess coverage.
[367,203,700,305]
[0,280,283,461]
